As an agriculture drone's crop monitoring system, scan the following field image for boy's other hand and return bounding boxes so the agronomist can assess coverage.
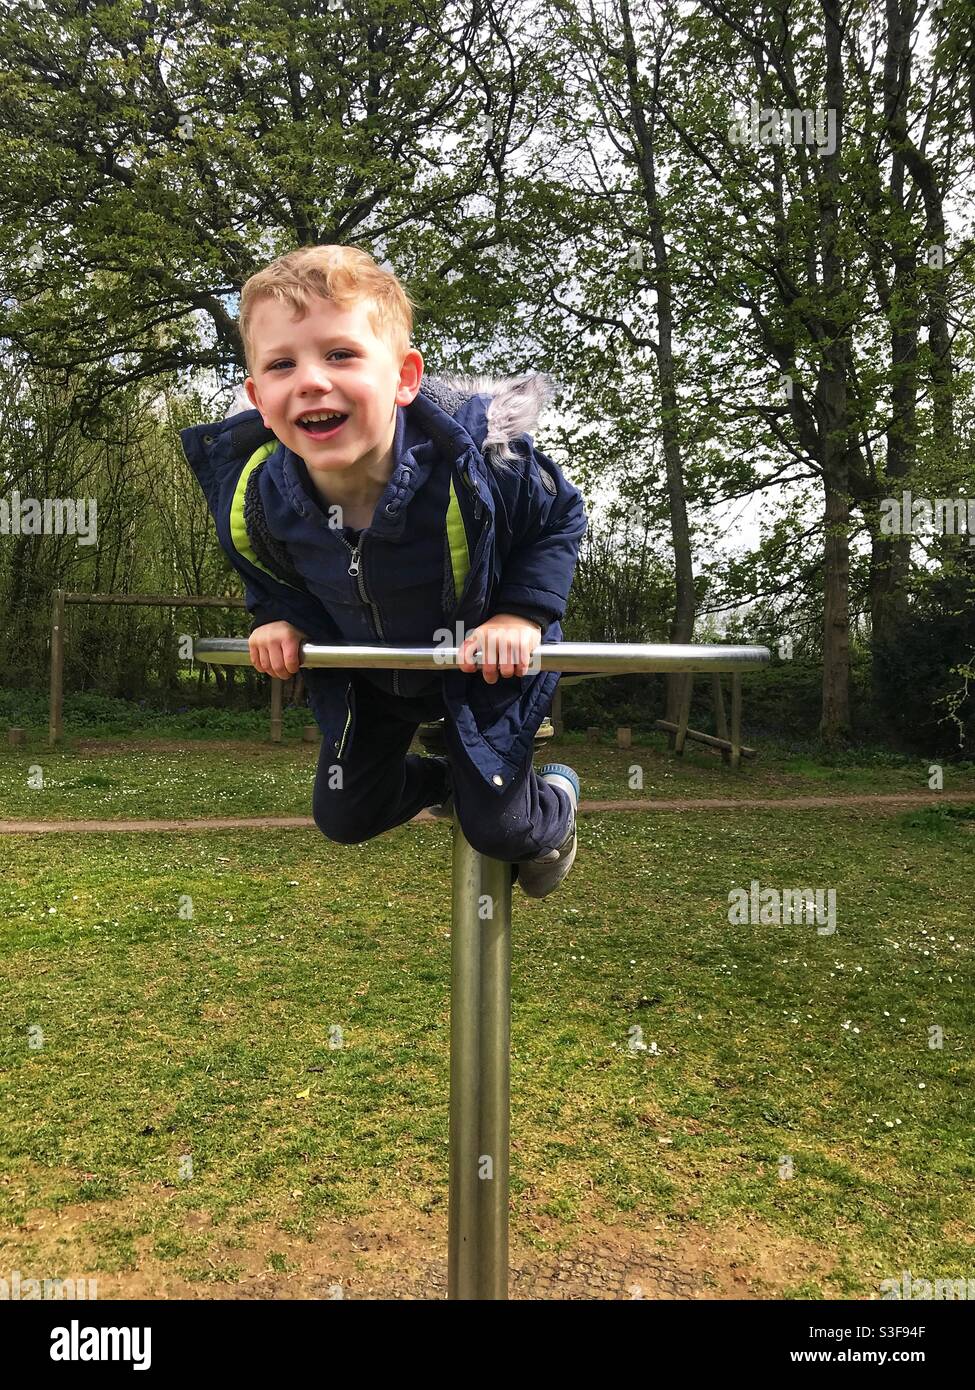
[248,621,308,680]
[458,614,542,684]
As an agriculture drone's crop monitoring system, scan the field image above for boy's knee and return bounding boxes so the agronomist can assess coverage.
[312,794,377,845]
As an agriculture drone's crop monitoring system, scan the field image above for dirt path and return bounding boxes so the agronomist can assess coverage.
[0,790,972,833]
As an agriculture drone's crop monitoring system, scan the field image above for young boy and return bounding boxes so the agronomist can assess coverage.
[179,245,588,897]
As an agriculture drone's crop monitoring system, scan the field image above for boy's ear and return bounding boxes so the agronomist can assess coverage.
[243,377,264,418]
[395,348,424,407]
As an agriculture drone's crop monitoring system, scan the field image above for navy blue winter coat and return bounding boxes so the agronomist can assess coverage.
[179,372,588,797]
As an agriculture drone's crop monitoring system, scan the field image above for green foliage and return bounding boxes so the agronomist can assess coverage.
[900,803,975,839]
[871,558,975,756]
[0,684,313,739]
[0,0,971,757]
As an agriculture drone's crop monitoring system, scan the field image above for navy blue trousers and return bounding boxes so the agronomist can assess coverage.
[311,674,572,863]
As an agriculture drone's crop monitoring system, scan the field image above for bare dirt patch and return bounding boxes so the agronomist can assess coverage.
[0,816,317,834]
[2,1192,837,1300]
[2,790,974,835]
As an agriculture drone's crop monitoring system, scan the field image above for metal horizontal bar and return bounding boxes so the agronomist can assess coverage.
[194,637,770,674]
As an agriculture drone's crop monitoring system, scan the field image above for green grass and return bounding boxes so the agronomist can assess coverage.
[2,729,974,821]
[0,744,316,819]
[1,747,973,1296]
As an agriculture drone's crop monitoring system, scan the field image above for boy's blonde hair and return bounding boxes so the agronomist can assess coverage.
[239,244,416,375]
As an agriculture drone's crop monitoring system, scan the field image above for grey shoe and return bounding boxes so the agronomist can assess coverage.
[517,764,579,899]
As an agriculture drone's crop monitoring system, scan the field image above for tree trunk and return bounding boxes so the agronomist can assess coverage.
[871,0,919,661]
[821,470,851,740]
[818,0,852,743]
[619,0,696,724]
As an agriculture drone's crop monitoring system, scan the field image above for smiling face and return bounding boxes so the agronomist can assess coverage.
[243,293,423,502]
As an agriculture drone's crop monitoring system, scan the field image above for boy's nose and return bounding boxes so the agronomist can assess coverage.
[297,372,334,393]
[295,362,335,390]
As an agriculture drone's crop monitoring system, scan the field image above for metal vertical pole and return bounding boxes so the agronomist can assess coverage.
[447,821,511,1299]
[477,849,511,1298]
[448,822,482,1297]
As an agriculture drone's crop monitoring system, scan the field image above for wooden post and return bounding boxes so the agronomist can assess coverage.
[674,673,693,755]
[270,677,283,743]
[617,726,632,748]
[49,588,65,746]
[653,720,757,759]
[8,728,26,747]
[47,592,249,745]
[711,675,731,765]
[730,672,743,772]
[551,684,563,739]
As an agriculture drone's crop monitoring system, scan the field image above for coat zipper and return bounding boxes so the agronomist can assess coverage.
[337,681,353,759]
[464,468,483,521]
[339,531,401,697]
[335,467,483,715]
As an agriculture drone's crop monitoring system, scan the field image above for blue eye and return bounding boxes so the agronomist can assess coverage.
[267,351,353,371]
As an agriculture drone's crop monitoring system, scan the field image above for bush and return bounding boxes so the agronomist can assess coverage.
[0,684,315,739]
[871,568,975,757]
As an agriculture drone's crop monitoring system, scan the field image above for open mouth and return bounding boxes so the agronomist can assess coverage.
[296,413,348,440]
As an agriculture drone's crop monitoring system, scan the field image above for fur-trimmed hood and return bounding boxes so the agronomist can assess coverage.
[418,372,559,465]
[225,370,560,469]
